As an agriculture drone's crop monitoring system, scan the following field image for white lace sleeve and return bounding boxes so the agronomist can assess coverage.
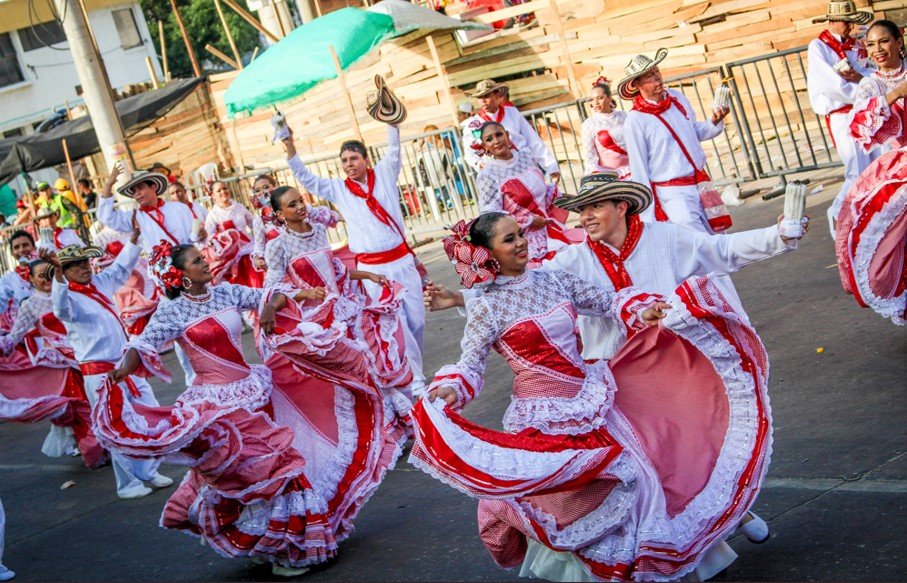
[134,306,184,352]
[252,214,267,258]
[223,283,265,311]
[307,205,341,228]
[0,298,40,354]
[476,171,502,214]
[555,270,617,318]
[427,297,498,410]
[263,238,288,289]
[850,77,901,152]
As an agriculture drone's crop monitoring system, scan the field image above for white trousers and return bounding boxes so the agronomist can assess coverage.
[84,373,162,495]
[641,184,713,234]
[827,111,882,235]
[358,255,426,391]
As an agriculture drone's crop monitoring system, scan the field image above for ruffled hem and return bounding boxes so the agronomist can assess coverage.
[502,360,616,436]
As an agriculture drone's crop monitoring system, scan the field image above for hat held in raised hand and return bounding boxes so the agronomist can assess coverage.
[367,75,407,125]
[616,48,668,101]
[812,1,872,24]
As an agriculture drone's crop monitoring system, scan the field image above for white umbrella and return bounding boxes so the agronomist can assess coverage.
[367,0,492,37]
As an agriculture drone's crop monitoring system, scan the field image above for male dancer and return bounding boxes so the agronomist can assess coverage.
[98,165,207,252]
[279,121,428,396]
[44,220,172,499]
[807,0,879,234]
[621,49,730,232]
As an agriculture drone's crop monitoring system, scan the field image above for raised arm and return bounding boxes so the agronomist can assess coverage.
[678,91,724,141]
[97,165,133,233]
[94,240,141,296]
[375,125,403,182]
[282,129,342,202]
[426,297,498,410]
[307,205,342,227]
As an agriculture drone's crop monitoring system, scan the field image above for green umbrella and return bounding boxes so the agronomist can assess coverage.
[224,8,396,116]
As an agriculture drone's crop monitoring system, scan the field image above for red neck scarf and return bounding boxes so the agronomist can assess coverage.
[345,169,410,248]
[53,227,63,249]
[632,93,688,118]
[67,281,124,330]
[180,200,197,220]
[139,198,179,244]
[819,30,855,60]
[586,215,644,291]
[478,105,507,123]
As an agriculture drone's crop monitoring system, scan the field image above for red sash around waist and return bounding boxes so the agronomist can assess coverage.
[355,241,411,265]
[80,361,141,397]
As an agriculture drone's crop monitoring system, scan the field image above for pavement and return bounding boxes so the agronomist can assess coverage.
[1,174,904,582]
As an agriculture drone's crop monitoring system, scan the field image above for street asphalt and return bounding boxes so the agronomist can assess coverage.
[0,172,904,582]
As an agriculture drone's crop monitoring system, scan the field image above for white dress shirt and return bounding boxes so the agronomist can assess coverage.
[287,125,408,255]
[98,197,198,254]
[807,34,872,116]
[52,241,140,364]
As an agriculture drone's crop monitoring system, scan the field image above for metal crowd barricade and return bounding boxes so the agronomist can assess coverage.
[723,46,838,196]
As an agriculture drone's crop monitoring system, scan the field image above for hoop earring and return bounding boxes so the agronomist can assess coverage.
[181,276,192,288]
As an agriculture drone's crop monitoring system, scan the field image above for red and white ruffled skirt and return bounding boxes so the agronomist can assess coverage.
[410,276,772,582]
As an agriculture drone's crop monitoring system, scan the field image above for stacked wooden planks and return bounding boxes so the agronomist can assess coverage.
[210,0,890,171]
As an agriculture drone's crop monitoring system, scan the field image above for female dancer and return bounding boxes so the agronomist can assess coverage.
[264,185,414,416]
[475,122,575,264]
[0,258,104,468]
[203,181,264,287]
[837,19,907,324]
[250,174,284,266]
[581,77,631,178]
[410,212,774,581]
[93,241,404,576]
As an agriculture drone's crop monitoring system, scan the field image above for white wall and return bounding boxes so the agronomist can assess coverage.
[0,2,162,134]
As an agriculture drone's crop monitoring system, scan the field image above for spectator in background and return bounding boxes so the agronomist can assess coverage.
[167,181,207,223]
[417,125,456,211]
[457,101,474,125]
[49,179,88,229]
[34,207,85,251]
[77,179,97,210]
[149,162,173,182]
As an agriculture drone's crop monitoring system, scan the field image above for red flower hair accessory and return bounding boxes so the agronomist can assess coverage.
[149,240,184,292]
[442,219,499,289]
[593,76,611,87]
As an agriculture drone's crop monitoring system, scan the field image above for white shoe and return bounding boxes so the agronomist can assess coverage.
[740,511,770,543]
[147,473,174,488]
[0,565,15,581]
[271,564,310,577]
[118,484,153,499]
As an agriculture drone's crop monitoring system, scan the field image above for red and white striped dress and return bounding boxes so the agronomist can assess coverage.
[410,270,772,581]
[0,291,105,468]
[837,66,907,324]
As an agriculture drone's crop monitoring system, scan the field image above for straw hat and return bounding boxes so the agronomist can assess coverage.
[366,75,407,125]
[553,172,652,215]
[34,206,59,222]
[467,79,509,98]
[117,171,169,198]
[58,245,104,266]
[812,1,872,24]
[616,48,669,101]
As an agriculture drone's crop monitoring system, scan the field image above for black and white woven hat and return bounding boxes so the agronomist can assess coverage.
[117,171,169,198]
[812,1,872,24]
[554,172,652,215]
[367,75,407,125]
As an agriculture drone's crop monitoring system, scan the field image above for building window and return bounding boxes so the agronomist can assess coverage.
[18,20,68,52]
[3,128,24,139]
[0,33,25,88]
[112,8,142,49]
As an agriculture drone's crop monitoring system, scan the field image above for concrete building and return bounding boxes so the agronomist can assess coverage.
[0,0,162,138]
